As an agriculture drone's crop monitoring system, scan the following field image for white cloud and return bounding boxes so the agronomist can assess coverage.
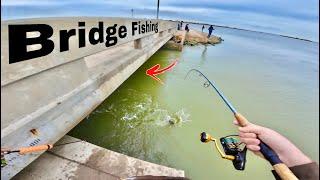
[1,0,133,6]
[2,0,60,6]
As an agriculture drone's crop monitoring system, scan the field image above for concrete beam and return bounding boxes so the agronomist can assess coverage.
[1,18,178,179]
[1,18,176,85]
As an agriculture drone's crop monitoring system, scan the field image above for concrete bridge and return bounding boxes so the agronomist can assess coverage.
[1,17,178,179]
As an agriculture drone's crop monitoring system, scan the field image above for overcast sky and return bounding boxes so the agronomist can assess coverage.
[1,0,319,41]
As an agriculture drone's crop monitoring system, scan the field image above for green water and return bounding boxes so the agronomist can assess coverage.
[69,27,319,180]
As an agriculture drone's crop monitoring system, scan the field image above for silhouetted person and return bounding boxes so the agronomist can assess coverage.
[202,25,205,32]
[177,23,181,30]
[185,24,189,32]
[208,25,214,38]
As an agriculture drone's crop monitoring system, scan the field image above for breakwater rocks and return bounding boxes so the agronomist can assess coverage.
[184,30,223,46]
[162,30,186,51]
[162,29,222,51]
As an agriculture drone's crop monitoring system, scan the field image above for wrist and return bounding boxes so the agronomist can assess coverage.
[279,151,312,167]
[257,127,312,166]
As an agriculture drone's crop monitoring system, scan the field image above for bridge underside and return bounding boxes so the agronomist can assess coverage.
[1,18,177,179]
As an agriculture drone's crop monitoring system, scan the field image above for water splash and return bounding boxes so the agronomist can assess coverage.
[91,89,191,128]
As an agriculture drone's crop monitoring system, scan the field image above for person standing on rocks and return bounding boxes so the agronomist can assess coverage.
[202,25,205,32]
[208,25,214,38]
[185,24,190,32]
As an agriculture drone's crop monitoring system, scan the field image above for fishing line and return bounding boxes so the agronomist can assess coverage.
[184,69,237,114]
[53,139,85,147]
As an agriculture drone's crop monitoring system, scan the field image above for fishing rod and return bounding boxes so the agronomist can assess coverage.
[1,139,85,167]
[185,69,298,180]
[1,144,53,167]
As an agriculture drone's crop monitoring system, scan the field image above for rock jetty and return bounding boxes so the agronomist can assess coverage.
[162,29,223,51]
[184,30,223,46]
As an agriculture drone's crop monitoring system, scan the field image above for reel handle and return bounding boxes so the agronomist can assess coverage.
[234,113,298,180]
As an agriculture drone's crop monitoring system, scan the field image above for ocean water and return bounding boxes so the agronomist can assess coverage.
[69,27,319,180]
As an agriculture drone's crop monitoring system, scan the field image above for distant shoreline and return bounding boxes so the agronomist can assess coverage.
[169,19,318,43]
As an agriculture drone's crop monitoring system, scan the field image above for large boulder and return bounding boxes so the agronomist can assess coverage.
[208,36,223,44]
[185,30,208,43]
[184,29,222,45]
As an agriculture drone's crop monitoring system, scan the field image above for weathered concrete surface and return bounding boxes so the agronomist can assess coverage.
[1,17,176,85]
[162,30,186,51]
[13,136,185,180]
[1,17,177,179]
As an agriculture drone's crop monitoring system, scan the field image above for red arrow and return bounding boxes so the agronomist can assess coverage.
[146,58,178,84]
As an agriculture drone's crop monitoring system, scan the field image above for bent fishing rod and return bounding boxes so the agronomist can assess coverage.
[185,69,297,180]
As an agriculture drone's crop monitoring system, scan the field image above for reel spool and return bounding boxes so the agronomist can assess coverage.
[200,132,247,170]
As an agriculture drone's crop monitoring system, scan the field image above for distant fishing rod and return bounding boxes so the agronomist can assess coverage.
[185,69,298,180]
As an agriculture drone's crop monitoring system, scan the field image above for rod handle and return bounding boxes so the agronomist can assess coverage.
[259,142,297,179]
[19,144,53,154]
[234,112,249,126]
[273,163,299,180]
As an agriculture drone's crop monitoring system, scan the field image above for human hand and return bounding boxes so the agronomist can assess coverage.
[233,121,312,167]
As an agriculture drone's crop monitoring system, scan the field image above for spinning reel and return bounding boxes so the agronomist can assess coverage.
[200,132,247,170]
[187,69,297,179]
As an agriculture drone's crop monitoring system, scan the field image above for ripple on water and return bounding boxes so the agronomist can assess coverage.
[92,89,191,128]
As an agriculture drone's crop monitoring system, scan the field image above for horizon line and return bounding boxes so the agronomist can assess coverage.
[171,19,318,43]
